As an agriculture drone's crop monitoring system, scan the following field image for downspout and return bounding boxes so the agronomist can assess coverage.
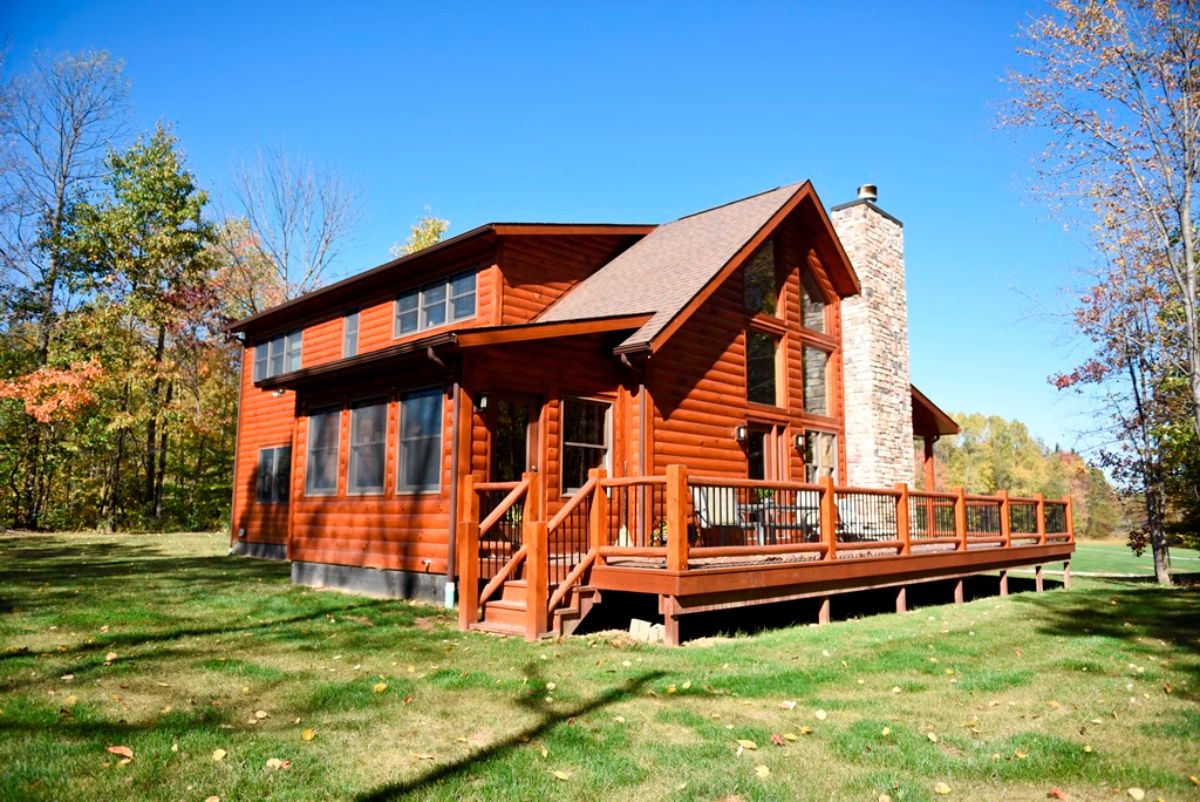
[229,339,246,555]
[445,379,461,609]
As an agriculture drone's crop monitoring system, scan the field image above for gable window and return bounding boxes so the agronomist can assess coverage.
[394,271,476,337]
[343,310,359,357]
[562,398,609,493]
[746,330,779,406]
[348,399,386,494]
[253,330,302,382]
[305,408,340,496]
[256,446,291,504]
[743,240,778,316]
[398,388,443,492]
[801,272,827,333]
[803,346,830,415]
[804,431,837,482]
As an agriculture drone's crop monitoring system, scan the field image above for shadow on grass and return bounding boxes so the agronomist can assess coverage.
[353,667,665,802]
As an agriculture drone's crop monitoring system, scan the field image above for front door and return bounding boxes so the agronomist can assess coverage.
[488,395,540,482]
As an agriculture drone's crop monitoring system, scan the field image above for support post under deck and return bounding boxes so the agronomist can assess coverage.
[1035,565,1044,593]
[896,586,907,614]
[817,596,831,624]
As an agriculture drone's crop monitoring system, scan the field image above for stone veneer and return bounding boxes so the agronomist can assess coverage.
[830,197,914,487]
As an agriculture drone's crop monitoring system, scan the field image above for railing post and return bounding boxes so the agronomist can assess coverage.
[998,489,1011,549]
[523,471,548,640]
[456,474,480,630]
[1035,492,1046,545]
[894,482,911,556]
[665,464,690,572]
[1064,493,1075,543]
[953,486,967,552]
[589,467,608,566]
[821,476,838,561]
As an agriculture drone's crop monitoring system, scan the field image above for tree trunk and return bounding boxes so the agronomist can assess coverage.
[153,381,173,520]
[144,325,166,514]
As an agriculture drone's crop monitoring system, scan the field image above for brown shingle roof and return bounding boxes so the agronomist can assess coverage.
[536,183,804,350]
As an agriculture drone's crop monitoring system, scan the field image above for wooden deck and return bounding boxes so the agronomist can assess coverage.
[456,466,1074,645]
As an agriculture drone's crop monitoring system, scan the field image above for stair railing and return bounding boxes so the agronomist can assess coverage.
[546,468,603,614]
[457,474,530,629]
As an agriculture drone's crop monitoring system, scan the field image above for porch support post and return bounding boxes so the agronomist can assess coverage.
[895,482,911,556]
[523,471,548,641]
[999,569,1008,597]
[662,595,680,646]
[923,436,937,490]
[456,474,480,630]
[896,586,907,614]
[1035,565,1044,593]
[1063,560,1071,590]
[998,489,1011,549]
[953,578,964,604]
[821,476,838,562]
[954,486,967,552]
[818,596,831,624]
[589,467,608,566]
[666,464,690,573]
[1035,492,1047,545]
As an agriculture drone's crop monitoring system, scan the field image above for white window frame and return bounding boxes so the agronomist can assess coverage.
[560,397,611,495]
[347,398,387,495]
[397,387,444,494]
[253,330,303,382]
[305,407,341,497]
[393,271,476,339]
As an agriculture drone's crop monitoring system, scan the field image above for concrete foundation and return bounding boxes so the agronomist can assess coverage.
[231,541,287,560]
[291,560,445,603]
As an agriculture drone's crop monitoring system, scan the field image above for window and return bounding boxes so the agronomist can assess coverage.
[253,330,302,382]
[801,271,827,332]
[348,400,386,494]
[305,408,340,495]
[804,431,837,482]
[743,240,777,315]
[746,330,779,406]
[256,446,291,504]
[398,388,443,492]
[562,398,609,493]
[803,346,830,415]
[343,310,359,357]
[394,271,476,337]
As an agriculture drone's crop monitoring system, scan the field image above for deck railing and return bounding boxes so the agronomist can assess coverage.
[458,465,1075,636]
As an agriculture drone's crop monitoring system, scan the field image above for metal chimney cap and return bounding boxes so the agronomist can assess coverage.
[857,184,878,202]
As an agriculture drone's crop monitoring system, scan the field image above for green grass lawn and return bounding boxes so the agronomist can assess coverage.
[1,532,1197,802]
[1062,540,1200,576]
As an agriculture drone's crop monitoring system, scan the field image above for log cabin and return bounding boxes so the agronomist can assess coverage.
[226,181,1074,644]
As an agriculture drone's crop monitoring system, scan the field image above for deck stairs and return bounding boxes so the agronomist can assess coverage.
[471,576,602,638]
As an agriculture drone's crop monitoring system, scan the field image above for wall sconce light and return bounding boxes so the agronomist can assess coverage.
[793,434,805,450]
[476,392,489,412]
[734,425,748,442]
[272,389,285,398]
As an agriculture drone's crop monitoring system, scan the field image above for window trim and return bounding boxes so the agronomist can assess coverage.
[256,445,291,505]
[560,397,612,496]
[745,328,782,409]
[253,329,303,382]
[304,406,342,497]
[397,386,444,495]
[802,343,833,418]
[393,270,477,339]
[347,397,387,496]
[343,309,360,358]
[800,267,830,334]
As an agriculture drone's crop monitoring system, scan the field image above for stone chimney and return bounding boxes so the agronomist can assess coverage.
[830,185,914,487]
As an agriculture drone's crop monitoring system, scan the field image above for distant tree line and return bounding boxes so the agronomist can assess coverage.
[0,51,444,532]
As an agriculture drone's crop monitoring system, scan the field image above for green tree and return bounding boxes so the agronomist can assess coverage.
[391,211,448,258]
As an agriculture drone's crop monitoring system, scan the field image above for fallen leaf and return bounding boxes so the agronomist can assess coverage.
[64,694,78,706]
[552,770,570,781]
[934,782,952,795]
[105,651,118,662]
[171,742,179,753]
[540,746,549,758]
[1083,745,1093,753]
[212,748,226,762]
[60,674,74,682]
[799,725,814,735]
[754,765,770,778]
[1047,789,1069,800]
[301,728,316,741]
[546,682,556,691]
[783,732,799,741]
[880,795,893,802]
[682,681,691,690]
[255,710,268,719]
[881,727,891,737]
[770,733,785,746]
[1014,749,1027,760]
[814,709,828,721]
[106,745,133,759]
[1127,790,1146,801]
[613,715,625,723]
[372,682,388,693]
[204,797,218,802]
[779,700,797,710]
[927,732,939,743]
[736,739,758,750]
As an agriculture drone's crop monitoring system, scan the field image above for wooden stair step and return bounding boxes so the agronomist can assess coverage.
[500,579,528,602]
[481,599,526,628]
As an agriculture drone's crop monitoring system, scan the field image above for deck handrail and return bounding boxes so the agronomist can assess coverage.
[478,479,529,538]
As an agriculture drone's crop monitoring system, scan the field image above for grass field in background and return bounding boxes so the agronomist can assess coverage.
[1,531,1197,802]
[1056,540,1200,576]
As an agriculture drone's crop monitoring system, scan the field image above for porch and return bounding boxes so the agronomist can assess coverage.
[456,466,1076,645]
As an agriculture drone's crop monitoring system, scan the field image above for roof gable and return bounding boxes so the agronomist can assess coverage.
[537,181,859,353]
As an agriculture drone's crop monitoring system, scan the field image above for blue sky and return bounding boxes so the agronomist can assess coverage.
[5,0,1101,453]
